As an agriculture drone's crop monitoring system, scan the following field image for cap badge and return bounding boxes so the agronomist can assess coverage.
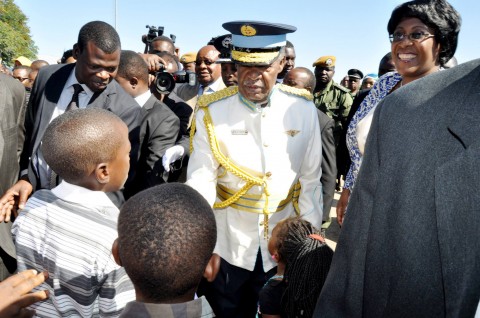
[241,24,257,36]
[222,36,232,48]
[326,58,333,66]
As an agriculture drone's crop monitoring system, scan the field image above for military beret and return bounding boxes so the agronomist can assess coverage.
[347,68,364,80]
[313,56,336,68]
[180,52,196,64]
[222,20,296,66]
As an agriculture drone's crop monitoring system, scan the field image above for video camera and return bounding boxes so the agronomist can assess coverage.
[153,67,196,95]
[142,25,176,53]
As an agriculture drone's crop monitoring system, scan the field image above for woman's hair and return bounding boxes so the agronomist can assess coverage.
[387,0,461,66]
[274,217,334,317]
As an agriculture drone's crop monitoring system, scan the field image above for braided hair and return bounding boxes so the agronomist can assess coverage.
[275,217,333,317]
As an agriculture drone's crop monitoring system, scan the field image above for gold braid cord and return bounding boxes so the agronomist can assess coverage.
[277,83,314,100]
[203,107,275,239]
[192,86,304,239]
[190,86,239,154]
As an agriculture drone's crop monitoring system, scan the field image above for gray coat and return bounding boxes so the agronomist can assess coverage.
[0,74,26,266]
[314,59,480,318]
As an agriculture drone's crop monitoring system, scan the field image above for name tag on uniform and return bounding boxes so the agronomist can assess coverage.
[231,129,248,135]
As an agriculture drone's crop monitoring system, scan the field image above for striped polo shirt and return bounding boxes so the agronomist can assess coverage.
[12,181,135,317]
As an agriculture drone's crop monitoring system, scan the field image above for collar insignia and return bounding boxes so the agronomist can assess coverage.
[285,130,300,137]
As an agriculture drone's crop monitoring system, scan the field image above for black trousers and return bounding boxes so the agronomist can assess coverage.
[198,249,276,318]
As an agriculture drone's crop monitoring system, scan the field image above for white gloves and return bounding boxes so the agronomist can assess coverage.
[162,145,185,172]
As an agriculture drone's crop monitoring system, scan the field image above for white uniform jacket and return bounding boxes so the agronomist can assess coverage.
[187,85,323,271]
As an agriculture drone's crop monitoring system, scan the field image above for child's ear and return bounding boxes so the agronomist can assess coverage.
[95,163,109,184]
[272,251,280,263]
[203,253,221,282]
[129,77,139,89]
[112,239,122,266]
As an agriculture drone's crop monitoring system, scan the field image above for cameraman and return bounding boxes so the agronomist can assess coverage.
[146,51,193,182]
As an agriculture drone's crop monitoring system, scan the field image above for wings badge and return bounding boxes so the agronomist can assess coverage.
[285,130,300,137]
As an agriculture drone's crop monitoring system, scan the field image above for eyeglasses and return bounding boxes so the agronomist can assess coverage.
[389,32,434,43]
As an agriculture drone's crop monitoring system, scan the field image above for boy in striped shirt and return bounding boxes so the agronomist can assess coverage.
[13,108,135,317]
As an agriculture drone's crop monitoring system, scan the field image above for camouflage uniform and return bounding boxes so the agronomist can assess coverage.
[313,80,353,145]
[314,80,353,189]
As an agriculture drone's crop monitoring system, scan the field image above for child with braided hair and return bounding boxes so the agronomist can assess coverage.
[258,217,334,318]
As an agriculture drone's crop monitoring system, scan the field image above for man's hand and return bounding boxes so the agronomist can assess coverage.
[336,188,350,226]
[162,145,185,172]
[139,54,168,73]
[0,179,33,223]
[0,269,49,318]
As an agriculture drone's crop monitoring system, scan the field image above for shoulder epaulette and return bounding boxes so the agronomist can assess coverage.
[277,84,313,101]
[333,82,351,93]
[197,86,238,108]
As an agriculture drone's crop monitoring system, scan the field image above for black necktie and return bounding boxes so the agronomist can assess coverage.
[66,84,84,111]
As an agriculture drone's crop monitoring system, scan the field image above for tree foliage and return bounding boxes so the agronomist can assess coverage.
[0,0,37,66]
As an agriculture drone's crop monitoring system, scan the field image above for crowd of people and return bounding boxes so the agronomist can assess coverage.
[0,0,479,317]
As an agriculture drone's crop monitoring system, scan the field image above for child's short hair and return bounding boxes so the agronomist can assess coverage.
[41,108,126,183]
[117,50,149,83]
[275,217,333,318]
[117,183,217,302]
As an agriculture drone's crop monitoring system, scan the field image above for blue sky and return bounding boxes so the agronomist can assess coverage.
[16,0,479,82]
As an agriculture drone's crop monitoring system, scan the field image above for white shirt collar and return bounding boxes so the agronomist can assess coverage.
[51,180,118,209]
[134,90,152,108]
[65,66,94,102]
[202,76,224,94]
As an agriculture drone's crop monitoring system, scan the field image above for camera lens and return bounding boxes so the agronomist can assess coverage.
[154,71,175,94]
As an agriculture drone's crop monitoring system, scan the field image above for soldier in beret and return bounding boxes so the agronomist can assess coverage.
[180,52,196,72]
[187,21,323,317]
[312,56,353,189]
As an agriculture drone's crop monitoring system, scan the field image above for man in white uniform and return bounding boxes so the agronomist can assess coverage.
[187,20,323,317]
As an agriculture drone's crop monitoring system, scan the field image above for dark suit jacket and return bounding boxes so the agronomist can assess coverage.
[20,63,142,192]
[124,95,179,198]
[315,59,480,318]
[173,81,200,109]
[164,92,193,153]
[0,74,26,271]
[163,93,193,182]
[317,110,337,217]
[174,80,226,109]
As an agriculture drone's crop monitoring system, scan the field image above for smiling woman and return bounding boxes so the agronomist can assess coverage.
[336,0,461,225]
